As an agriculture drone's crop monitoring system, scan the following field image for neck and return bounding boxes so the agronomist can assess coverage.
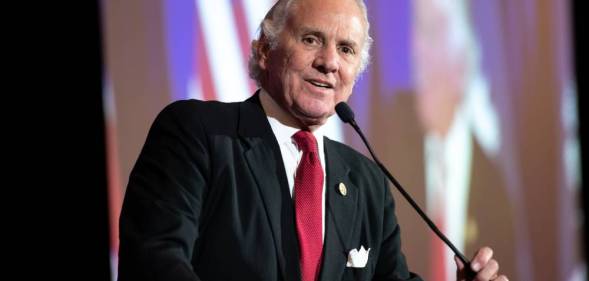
[259,89,320,132]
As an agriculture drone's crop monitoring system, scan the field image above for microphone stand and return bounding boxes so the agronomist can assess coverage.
[337,103,477,280]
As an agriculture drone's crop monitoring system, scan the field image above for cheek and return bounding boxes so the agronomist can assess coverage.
[281,56,306,82]
[335,83,355,104]
[343,88,354,102]
[285,48,313,71]
[283,72,302,93]
[338,67,358,96]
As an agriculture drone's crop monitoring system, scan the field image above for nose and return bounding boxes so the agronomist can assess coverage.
[313,45,339,74]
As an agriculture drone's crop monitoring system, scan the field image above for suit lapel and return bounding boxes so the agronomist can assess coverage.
[244,141,288,277]
[238,95,360,281]
[320,138,359,281]
[239,94,293,281]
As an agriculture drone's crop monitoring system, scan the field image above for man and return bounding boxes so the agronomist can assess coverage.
[410,0,515,280]
[118,0,508,280]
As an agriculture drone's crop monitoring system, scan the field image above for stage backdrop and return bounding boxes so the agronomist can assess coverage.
[102,1,585,280]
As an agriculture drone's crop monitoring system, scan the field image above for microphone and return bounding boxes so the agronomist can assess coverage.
[335,102,477,280]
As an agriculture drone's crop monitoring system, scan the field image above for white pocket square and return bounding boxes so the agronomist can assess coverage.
[346,246,371,268]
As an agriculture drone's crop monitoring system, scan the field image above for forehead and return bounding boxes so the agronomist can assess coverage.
[286,0,367,42]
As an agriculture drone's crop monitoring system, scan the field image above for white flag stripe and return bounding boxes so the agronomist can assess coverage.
[243,0,274,39]
[188,76,204,101]
[196,0,250,102]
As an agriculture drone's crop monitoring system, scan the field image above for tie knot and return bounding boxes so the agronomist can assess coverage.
[293,130,318,153]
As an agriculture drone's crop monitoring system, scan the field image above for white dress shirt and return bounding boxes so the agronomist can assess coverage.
[260,89,327,240]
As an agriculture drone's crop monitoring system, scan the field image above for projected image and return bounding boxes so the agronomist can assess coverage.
[411,1,506,280]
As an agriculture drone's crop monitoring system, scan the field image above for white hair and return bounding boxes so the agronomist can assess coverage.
[248,0,373,86]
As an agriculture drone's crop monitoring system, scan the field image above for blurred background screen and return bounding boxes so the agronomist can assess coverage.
[101,1,586,280]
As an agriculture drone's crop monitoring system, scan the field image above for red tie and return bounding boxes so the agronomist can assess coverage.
[293,130,324,281]
[431,211,447,281]
[431,159,447,281]
[430,147,448,281]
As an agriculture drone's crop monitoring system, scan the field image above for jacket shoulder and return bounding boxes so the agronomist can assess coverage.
[161,99,239,120]
[325,138,384,180]
[156,99,241,135]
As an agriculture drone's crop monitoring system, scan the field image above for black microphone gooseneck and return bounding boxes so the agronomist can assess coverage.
[335,102,477,280]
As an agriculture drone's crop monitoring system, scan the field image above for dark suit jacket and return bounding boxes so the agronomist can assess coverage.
[118,94,422,281]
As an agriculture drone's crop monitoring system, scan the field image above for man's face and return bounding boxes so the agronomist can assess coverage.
[412,0,468,136]
[258,0,366,127]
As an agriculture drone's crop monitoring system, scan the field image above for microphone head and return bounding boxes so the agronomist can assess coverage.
[335,102,355,124]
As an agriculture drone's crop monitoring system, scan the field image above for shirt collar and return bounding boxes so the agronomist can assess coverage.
[260,88,325,149]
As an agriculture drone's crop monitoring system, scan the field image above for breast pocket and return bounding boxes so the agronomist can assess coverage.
[342,258,375,281]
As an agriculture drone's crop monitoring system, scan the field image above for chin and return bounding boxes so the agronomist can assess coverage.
[299,117,328,128]
[298,99,333,114]
[294,109,332,128]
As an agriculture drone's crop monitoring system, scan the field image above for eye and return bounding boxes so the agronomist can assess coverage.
[302,36,320,46]
[339,45,355,55]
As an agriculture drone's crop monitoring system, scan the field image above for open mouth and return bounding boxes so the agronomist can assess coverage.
[307,79,333,89]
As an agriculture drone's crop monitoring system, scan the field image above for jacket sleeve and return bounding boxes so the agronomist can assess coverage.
[118,101,209,281]
[372,175,424,281]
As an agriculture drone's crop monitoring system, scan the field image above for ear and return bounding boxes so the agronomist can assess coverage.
[254,35,271,70]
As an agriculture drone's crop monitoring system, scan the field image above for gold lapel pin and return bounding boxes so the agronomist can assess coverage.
[338,182,347,196]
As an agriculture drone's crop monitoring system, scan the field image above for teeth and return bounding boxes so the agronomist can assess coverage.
[310,81,330,88]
